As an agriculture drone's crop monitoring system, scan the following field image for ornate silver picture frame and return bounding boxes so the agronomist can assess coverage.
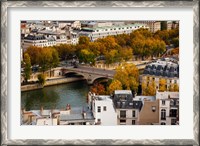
[1,0,199,145]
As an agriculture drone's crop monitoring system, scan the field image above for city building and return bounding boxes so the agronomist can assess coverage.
[22,34,56,50]
[88,92,117,125]
[133,21,161,33]
[79,23,149,42]
[113,90,143,125]
[59,106,95,125]
[141,58,179,92]
[21,105,95,125]
[134,96,159,125]
[156,91,179,125]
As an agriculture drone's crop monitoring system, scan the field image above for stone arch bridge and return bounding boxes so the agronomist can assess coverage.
[61,66,115,84]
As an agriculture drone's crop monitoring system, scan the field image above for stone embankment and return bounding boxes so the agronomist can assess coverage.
[21,77,85,92]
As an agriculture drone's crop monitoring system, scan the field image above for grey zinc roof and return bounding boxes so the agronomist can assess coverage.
[24,34,46,40]
[143,58,179,78]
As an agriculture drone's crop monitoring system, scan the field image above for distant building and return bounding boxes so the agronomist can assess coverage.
[79,23,149,42]
[167,21,179,30]
[141,58,179,92]
[133,21,161,33]
[22,34,56,50]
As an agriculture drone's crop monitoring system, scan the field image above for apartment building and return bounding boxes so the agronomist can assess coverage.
[156,91,179,125]
[133,96,160,125]
[133,21,161,33]
[113,90,143,125]
[88,92,117,125]
[141,58,179,92]
[79,23,149,42]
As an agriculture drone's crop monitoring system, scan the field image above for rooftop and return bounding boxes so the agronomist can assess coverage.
[114,90,132,95]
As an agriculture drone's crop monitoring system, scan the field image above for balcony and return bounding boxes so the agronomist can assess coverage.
[161,117,166,120]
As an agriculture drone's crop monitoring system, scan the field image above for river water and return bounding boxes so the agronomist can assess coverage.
[21,80,89,111]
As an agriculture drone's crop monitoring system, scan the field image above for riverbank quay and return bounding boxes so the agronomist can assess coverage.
[21,77,85,92]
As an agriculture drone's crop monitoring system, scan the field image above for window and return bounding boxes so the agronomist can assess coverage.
[97,106,101,112]
[171,119,176,125]
[161,109,166,120]
[120,110,126,118]
[120,120,126,124]
[162,100,165,105]
[152,106,156,112]
[103,106,107,111]
[161,122,166,125]
[132,120,135,125]
[97,119,101,122]
[132,110,136,117]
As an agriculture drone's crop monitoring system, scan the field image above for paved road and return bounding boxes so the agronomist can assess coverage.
[65,65,115,77]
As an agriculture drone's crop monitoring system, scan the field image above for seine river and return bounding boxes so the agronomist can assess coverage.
[21,80,89,111]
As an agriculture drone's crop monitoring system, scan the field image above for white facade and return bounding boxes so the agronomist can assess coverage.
[79,23,149,42]
[116,109,139,125]
[88,93,117,125]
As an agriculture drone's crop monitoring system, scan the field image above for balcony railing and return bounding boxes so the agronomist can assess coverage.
[161,117,166,120]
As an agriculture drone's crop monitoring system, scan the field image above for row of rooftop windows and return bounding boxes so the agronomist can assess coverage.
[94,25,145,32]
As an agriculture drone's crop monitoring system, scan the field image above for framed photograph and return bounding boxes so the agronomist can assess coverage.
[1,0,199,145]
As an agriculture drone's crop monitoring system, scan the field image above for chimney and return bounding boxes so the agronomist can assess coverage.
[40,106,43,115]
[82,112,86,119]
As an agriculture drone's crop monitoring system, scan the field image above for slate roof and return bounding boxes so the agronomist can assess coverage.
[143,58,179,78]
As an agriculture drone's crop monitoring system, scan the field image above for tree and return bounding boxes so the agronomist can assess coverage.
[25,46,41,65]
[159,78,167,92]
[90,83,106,95]
[79,49,95,65]
[49,48,59,77]
[79,36,90,45]
[173,83,179,92]
[113,63,139,93]
[104,49,119,64]
[38,47,52,73]
[23,53,32,83]
[142,81,156,96]
[118,47,133,62]
[37,74,46,86]
[108,80,123,94]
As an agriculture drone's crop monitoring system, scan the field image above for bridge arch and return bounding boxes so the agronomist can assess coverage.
[90,76,113,85]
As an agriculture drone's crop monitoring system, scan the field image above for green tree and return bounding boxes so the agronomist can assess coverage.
[49,48,59,77]
[23,53,32,83]
[37,74,46,86]
[79,49,95,65]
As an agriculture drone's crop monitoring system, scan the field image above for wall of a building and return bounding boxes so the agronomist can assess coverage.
[139,100,159,125]
[93,99,117,125]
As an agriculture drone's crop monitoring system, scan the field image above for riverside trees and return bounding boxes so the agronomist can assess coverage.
[23,53,32,83]
[25,46,59,73]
